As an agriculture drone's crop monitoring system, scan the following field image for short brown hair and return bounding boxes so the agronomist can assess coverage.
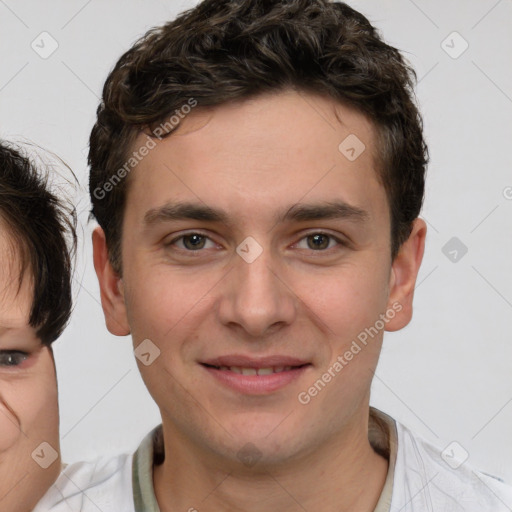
[0,141,76,345]
[89,0,428,272]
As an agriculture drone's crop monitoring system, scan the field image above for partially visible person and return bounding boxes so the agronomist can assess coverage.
[0,141,76,512]
[36,1,512,511]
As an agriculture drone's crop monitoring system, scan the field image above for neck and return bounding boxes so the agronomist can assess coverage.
[154,409,388,512]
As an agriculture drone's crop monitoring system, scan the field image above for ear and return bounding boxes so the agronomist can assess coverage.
[385,218,427,332]
[92,226,130,336]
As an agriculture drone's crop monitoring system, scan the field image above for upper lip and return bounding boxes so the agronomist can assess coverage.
[201,355,311,368]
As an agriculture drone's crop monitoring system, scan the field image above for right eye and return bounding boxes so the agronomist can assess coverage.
[168,233,217,251]
[0,351,28,367]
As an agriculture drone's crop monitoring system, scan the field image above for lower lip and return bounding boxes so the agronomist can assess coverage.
[201,364,310,394]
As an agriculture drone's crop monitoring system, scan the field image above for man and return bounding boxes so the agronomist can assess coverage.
[0,141,75,512]
[39,1,512,510]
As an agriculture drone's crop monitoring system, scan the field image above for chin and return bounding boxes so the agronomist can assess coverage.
[213,427,306,470]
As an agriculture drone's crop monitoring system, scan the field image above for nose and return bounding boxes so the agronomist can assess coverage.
[217,246,297,338]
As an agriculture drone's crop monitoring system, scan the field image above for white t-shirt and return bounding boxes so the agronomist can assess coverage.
[33,454,134,512]
[34,409,512,511]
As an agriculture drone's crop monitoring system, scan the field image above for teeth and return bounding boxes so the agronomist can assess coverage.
[217,366,296,375]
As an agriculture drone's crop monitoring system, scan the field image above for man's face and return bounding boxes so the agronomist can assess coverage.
[98,90,423,466]
[0,227,60,510]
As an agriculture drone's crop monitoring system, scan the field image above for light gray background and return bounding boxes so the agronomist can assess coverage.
[1,0,511,481]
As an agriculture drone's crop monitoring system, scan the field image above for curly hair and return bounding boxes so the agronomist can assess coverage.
[0,141,77,345]
[89,0,428,272]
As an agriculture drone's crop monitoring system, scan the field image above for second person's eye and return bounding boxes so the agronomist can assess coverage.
[0,350,29,368]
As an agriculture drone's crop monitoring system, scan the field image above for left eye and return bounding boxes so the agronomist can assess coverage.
[0,351,29,367]
[296,233,341,251]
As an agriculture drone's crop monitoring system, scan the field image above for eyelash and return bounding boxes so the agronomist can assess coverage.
[166,231,347,254]
[0,350,29,368]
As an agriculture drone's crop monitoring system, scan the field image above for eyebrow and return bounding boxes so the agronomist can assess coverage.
[144,203,229,225]
[143,200,370,227]
[280,201,369,223]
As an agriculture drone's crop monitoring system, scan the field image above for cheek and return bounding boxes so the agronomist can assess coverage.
[0,398,21,452]
[0,354,59,451]
[125,268,221,404]
[26,372,59,442]
[124,264,220,344]
[300,262,391,340]
[0,378,58,455]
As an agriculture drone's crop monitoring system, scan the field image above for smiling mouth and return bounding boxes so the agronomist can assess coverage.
[200,361,312,394]
[201,363,310,376]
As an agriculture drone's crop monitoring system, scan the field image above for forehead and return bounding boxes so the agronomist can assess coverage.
[0,223,33,328]
[125,90,386,227]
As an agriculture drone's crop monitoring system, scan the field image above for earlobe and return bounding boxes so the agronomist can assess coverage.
[92,226,131,336]
[385,218,427,332]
